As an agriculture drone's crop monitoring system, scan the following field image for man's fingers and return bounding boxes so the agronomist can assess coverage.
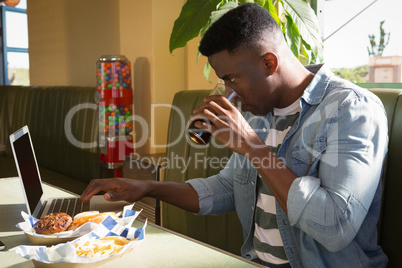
[104,192,115,201]
[191,103,230,127]
[80,178,113,202]
[206,95,234,110]
[194,119,215,133]
[193,96,233,115]
[104,192,128,202]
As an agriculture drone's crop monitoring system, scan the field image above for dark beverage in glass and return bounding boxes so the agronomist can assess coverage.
[186,119,212,145]
[186,83,239,145]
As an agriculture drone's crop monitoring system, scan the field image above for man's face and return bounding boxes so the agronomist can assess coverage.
[208,49,277,116]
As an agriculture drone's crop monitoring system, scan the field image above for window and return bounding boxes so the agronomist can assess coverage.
[1,0,29,85]
[321,0,401,83]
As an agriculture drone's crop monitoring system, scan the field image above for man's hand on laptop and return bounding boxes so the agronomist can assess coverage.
[80,178,150,204]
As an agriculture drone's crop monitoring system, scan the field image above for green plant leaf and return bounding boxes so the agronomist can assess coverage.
[200,1,238,39]
[169,0,222,54]
[279,0,323,61]
[239,0,266,5]
[284,13,301,58]
[256,0,266,6]
[299,39,311,65]
[203,61,212,82]
[210,1,239,28]
[264,0,280,26]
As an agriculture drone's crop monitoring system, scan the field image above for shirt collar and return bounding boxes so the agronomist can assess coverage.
[301,64,334,105]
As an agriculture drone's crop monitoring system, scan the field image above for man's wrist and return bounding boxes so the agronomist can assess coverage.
[146,180,159,198]
[243,134,271,166]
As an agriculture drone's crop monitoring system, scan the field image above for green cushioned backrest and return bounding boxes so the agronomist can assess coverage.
[163,90,243,255]
[369,88,402,268]
[368,88,401,133]
[1,86,112,183]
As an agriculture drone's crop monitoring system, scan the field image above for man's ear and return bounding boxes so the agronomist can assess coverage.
[262,52,278,76]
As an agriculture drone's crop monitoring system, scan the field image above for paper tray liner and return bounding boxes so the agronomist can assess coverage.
[31,246,137,268]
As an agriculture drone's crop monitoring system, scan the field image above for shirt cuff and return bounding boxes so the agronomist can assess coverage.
[186,178,214,215]
[287,176,321,226]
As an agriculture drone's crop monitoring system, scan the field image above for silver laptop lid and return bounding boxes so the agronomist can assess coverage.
[9,125,46,217]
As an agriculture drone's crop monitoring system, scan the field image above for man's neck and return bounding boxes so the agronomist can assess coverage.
[276,61,314,108]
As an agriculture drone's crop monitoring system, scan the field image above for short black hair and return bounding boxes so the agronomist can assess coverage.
[199,3,282,57]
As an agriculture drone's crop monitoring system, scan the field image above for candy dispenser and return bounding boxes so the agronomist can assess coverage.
[96,55,134,177]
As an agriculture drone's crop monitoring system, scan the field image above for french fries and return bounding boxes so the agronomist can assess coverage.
[75,236,130,257]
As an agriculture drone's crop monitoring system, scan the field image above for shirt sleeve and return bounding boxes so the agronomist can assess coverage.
[186,156,237,215]
[287,91,388,252]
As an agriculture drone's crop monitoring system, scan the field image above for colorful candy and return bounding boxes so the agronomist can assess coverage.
[96,55,133,136]
[98,104,133,135]
[96,56,132,90]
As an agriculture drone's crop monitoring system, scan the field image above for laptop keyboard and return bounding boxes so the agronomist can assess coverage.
[40,198,90,218]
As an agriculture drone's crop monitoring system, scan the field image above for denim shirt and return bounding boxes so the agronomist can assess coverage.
[187,64,389,267]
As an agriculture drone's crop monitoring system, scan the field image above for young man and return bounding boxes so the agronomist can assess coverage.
[81,3,388,267]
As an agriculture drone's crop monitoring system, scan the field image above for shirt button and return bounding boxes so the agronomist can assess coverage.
[251,206,254,210]
[251,181,255,185]
[262,128,267,132]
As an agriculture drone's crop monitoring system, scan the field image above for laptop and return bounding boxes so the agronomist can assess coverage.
[9,125,129,219]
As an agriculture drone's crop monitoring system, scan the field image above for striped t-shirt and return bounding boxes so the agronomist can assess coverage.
[253,98,300,266]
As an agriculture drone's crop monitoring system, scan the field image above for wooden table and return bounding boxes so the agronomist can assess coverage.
[0,178,262,267]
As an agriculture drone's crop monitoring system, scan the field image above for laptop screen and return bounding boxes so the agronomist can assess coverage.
[13,132,43,214]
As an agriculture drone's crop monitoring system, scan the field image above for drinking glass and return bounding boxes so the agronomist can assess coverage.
[186,83,239,145]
